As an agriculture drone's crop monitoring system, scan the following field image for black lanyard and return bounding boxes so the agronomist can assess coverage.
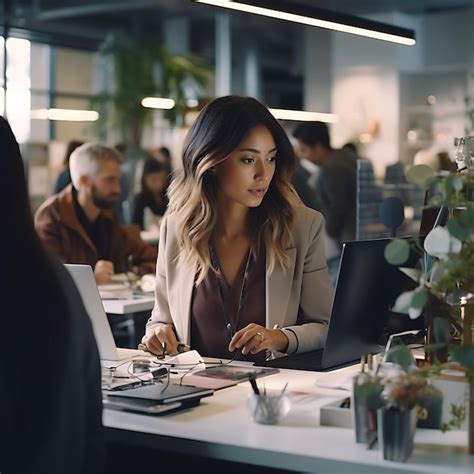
[210,245,253,339]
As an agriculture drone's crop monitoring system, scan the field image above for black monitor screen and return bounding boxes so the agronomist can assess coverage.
[322,238,423,369]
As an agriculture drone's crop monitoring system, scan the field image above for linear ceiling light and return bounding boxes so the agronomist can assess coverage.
[30,108,99,121]
[141,97,176,109]
[269,108,338,123]
[193,0,416,46]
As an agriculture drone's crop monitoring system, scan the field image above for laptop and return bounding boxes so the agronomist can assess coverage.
[103,383,214,415]
[65,264,146,362]
[259,238,423,372]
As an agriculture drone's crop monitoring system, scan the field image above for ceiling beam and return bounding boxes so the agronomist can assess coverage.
[36,0,164,21]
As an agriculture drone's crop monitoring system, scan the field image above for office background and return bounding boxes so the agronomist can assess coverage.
[1,0,473,198]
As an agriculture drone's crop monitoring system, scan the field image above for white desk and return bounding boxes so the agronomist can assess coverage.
[102,295,155,315]
[140,230,160,246]
[104,366,473,473]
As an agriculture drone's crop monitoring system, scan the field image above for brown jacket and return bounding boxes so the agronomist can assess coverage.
[34,185,157,273]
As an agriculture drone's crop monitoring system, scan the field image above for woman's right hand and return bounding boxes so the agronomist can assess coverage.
[144,324,179,356]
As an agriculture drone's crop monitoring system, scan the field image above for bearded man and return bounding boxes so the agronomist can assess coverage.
[35,143,157,284]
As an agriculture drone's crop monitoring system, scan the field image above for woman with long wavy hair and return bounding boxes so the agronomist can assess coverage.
[142,96,333,362]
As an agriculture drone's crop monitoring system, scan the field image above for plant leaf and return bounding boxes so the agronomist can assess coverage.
[452,176,463,192]
[459,208,474,227]
[450,346,474,368]
[405,165,436,188]
[385,345,415,371]
[425,342,448,352]
[385,239,410,265]
[447,218,470,241]
[424,226,462,257]
[393,290,415,314]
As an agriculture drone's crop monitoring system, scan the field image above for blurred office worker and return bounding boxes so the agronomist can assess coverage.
[142,96,332,362]
[132,157,169,230]
[293,122,357,280]
[0,117,103,474]
[35,143,157,284]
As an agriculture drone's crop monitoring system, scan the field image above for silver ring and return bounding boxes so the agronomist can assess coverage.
[256,332,265,342]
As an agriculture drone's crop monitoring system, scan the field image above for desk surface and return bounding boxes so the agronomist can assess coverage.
[104,366,473,473]
[102,294,154,314]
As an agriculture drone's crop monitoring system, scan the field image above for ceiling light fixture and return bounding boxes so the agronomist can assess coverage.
[269,108,338,123]
[193,0,416,46]
[30,108,99,121]
[141,97,176,109]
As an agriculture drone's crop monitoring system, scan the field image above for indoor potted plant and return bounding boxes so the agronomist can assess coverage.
[384,150,474,454]
[377,366,442,462]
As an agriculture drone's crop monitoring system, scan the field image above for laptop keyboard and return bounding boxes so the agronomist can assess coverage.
[258,348,324,371]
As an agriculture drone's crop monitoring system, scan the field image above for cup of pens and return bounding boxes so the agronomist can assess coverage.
[352,354,383,445]
[248,377,290,425]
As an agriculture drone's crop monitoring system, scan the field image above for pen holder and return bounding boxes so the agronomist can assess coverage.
[352,373,382,444]
[248,393,290,425]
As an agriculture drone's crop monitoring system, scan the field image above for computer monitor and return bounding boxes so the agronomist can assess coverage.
[260,237,423,371]
[321,237,422,369]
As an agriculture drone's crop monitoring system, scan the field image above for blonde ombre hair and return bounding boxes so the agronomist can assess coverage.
[168,96,301,285]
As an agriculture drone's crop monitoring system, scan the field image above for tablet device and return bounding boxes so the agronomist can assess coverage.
[103,396,185,415]
[107,382,214,404]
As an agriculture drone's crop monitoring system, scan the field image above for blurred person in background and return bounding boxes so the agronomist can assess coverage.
[0,117,103,474]
[132,157,169,230]
[293,122,357,282]
[35,143,157,284]
[156,145,173,174]
[53,140,84,194]
[413,148,456,173]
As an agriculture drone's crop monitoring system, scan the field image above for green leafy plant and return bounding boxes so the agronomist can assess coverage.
[384,162,474,451]
[440,403,467,432]
[94,34,212,146]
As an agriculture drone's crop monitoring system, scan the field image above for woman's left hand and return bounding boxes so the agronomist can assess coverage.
[228,323,289,355]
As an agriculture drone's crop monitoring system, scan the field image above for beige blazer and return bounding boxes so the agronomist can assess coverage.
[144,206,333,355]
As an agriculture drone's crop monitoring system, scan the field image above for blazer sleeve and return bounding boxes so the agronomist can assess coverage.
[143,215,173,340]
[281,212,333,354]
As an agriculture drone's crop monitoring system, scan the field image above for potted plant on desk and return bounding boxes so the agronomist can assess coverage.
[384,157,474,454]
[377,366,442,462]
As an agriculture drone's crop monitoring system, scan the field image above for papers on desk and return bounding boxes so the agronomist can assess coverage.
[111,272,138,283]
[164,351,279,390]
[98,283,134,299]
[314,372,354,391]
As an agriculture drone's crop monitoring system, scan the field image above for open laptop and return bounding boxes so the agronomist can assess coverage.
[259,238,423,372]
[65,264,146,362]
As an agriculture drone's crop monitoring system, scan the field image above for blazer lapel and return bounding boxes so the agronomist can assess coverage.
[172,260,196,344]
[266,248,296,328]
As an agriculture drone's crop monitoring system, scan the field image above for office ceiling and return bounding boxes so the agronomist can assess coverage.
[2,0,473,109]
[3,0,474,48]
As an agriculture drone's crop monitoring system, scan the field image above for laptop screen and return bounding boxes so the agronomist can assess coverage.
[321,238,422,369]
[65,264,119,361]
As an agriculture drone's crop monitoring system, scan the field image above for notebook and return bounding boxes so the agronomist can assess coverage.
[107,383,213,403]
[65,264,147,362]
[104,383,214,414]
[259,238,422,372]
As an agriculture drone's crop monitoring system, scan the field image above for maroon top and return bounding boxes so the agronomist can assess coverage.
[191,248,266,363]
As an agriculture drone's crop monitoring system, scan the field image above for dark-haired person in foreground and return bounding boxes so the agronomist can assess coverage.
[0,117,104,474]
[142,96,332,363]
